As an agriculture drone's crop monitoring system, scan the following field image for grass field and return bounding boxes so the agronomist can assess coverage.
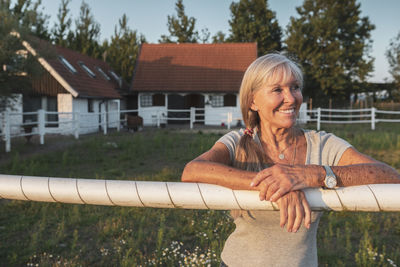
[0,123,399,266]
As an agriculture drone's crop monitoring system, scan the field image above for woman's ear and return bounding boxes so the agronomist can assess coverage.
[250,101,258,112]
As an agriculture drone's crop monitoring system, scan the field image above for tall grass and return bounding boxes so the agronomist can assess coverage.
[0,125,399,266]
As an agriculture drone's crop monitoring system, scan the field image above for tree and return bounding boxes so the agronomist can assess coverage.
[11,0,50,40]
[228,0,282,56]
[68,1,101,58]
[52,0,72,46]
[212,31,227,43]
[285,0,375,103]
[386,31,400,100]
[159,0,198,43]
[103,14,145,83]
[0,4,43,111]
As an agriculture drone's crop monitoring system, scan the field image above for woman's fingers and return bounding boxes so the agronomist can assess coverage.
[250,169,271,187]
[286,199,296,232]
[292,200,304,232]
[302,194,312,229]
[279,199,288,228]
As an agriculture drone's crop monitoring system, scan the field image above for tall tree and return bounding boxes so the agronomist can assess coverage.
[52,0,72,46]
[228,0,282,56]
[68,1,101,58]
[6,0,50,40]
[286,0,375,103]
[103,14,145,83]
[386,31,400,100]
[159,0,198,43]
[212,31,227,43]
[0,4,43,111]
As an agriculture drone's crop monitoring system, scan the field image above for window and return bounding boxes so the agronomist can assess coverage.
[140,94,152,107]
[79,61,96,78]
[211,95,224,107]
[224,94,236,107]
[88,99,94,113]
[96,66,111,80]
[109,70,121,81]
[153,94,165,106]
[59,55,77,74]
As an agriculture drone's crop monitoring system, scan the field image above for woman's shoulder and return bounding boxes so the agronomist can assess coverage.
[302,129,349,144]
[218,129,244,143]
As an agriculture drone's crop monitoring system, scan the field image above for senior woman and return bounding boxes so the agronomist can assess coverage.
[181,53,400,267]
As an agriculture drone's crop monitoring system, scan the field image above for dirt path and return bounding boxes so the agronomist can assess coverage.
[0,134,87,166]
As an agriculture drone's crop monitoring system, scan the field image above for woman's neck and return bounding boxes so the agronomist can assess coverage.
[258,123,296,150]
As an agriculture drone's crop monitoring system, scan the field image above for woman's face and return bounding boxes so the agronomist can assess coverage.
[251,73,303,130]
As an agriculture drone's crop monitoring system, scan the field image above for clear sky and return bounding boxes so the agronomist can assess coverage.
[37,0,400,83]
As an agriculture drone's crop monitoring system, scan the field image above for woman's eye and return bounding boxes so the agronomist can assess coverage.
[291,85,300,91]
[273,87,282,92]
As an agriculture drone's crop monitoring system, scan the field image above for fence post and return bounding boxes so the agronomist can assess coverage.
[117,110,121,132]
[102,109,107,135]
[74,112,80,139]
[4,111,11,152]
[371,107,376,130]
[227,110,232,130]
[157,111,161,128]
[38,109,45,145]
[190,107,195,129]
[317,107,321,131]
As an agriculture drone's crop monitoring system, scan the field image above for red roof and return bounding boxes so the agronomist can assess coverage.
[130,43,257,93]
[29,37,122,99]
[50,46,122,98]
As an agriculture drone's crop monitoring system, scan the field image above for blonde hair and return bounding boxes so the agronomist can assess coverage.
[234,53,303,172]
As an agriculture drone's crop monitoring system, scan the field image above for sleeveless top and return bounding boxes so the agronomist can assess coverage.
[217,129,352,267]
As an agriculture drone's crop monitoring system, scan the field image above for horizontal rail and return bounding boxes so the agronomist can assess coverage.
[320,120,371,124]
[0,174,398,212]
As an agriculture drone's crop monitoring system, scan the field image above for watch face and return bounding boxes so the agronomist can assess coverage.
[326,176,337,188]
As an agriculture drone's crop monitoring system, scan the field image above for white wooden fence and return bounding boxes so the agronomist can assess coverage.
[1,107,400,152]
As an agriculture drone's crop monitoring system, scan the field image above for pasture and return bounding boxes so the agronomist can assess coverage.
[0,123,399,266]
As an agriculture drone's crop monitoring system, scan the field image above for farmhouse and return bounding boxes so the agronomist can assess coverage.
[6,36,124,134]
[129,43,257,126]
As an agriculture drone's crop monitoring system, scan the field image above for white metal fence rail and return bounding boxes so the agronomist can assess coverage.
[1,107,399,152]
[1,174,399,211]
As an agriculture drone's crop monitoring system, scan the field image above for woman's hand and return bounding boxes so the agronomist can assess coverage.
[251,164,312,202]
[277,190,311,232]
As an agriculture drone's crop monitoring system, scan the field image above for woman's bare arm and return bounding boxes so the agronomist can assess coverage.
[181,142,257,190]
[181,142,312,232]
[251,147,400,202]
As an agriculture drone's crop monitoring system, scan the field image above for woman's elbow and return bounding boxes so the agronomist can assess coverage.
[181,161,196,182]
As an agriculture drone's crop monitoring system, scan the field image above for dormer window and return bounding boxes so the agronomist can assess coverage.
[78,61,96,78]
[109,70,120,81]
[96,66,110,81]
[109,70,122,87]
[59,55,77,74]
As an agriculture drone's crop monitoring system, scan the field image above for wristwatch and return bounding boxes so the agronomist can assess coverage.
[323,165,337,189]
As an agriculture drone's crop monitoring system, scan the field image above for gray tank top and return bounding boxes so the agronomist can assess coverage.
[217,129,352,267]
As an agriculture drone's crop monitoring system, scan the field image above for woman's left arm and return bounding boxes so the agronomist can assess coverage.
[251,147,400,202]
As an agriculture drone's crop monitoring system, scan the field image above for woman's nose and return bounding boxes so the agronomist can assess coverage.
[283,88,296,104]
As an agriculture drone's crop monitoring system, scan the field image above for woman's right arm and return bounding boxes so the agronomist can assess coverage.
[181,142,257,190]
[181,141,311,232]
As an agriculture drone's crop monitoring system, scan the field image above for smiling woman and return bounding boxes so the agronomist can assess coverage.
[181,53,400,267]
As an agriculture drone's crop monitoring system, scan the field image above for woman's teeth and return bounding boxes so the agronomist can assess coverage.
[278,109,294,114]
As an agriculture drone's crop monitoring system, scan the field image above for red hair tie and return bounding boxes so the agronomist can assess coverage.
[244,128,254,137]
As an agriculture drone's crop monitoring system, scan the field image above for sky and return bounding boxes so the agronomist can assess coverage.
[37,0,400,83]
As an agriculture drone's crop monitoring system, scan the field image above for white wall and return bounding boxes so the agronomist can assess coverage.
[1,94,23,135]
[204,106,242,126]
[139,106,168,126]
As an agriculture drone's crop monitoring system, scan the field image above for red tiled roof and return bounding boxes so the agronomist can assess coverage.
[31,38,122,99]
[50,46,122,98]
[130,43,257,93]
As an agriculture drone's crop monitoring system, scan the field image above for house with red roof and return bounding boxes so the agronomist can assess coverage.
[9,36,124,134]
[130,43,257,126]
